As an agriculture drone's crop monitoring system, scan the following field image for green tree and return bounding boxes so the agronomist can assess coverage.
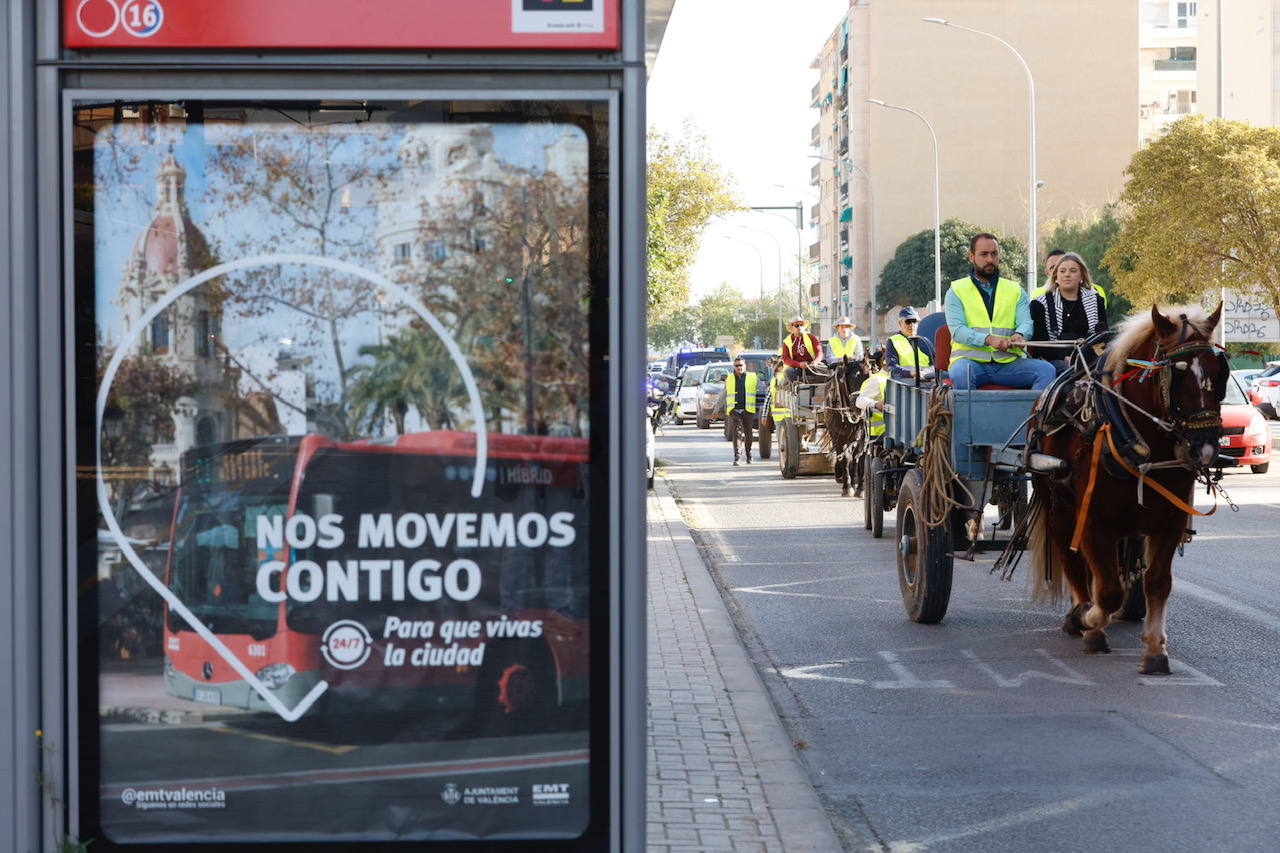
[648,305,699,351]
[877,218,1027,311]
[1103,115,1280,313]
[1043,203,1132,320]
[695,283,748,346]
[647,123,741,315]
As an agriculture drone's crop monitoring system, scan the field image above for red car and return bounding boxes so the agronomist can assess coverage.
[1220,376,1272,474]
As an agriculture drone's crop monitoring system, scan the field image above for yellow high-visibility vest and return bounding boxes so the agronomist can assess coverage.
[769,375,790,421]
[859,370,888,437]
[726,371,759,414]
[888,333,931,367]
[949,277,1024,366]
[828,334,861,360]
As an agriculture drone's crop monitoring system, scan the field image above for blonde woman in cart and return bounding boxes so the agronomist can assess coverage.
[1029,251,1108,374]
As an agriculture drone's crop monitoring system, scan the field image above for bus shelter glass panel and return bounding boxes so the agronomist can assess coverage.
[73,99,609,847]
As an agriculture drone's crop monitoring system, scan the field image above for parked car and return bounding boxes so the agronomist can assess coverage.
[673,364,709,425]
[1220,376,1272,474]
[1250,361,1280,419]
[694,362,734,429]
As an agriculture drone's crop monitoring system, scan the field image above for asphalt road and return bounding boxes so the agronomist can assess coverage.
[656,418,1280,853]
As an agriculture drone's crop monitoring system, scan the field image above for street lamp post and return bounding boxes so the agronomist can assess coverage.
[722,233,765,310]
[808,156,880,346]
[867,98,941,309]
[751,203,805,333]
[735,225,785,343]
[924,17,1039,294]
[772,187,819,321]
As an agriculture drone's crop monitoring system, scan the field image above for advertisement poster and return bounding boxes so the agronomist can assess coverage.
[74,100,604,845]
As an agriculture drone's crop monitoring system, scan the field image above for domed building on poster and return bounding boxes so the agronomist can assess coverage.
[114,152,227,480]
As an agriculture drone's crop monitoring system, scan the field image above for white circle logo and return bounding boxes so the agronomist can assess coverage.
[120,0,164,38]
[321,620,372,670]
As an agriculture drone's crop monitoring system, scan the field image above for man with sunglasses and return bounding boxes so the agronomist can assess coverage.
[778,315,823,385]
[883,306,934,380]
[725,358,758,466]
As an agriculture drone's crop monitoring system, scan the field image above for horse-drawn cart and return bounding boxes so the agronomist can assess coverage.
[771,377,835,479]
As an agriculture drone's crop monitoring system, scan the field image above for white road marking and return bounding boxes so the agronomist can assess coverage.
[873,651,955,689]
[961,649,1095,687]
[1176,578,1279,627]
[882,792,1112,852]
[776,661,866,685]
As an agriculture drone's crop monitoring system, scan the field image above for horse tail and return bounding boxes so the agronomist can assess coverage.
[1026,487,1065,606]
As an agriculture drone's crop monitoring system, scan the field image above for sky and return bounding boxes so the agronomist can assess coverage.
[647,0,851,305]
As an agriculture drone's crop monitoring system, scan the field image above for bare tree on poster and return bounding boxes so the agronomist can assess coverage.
[205,119,397,437]
[404,170,590,435]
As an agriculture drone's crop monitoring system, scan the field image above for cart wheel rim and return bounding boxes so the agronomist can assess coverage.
[900,506,918,586]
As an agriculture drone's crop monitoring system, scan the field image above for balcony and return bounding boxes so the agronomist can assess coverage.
[810,283,822,298]
[810,204,820,222]
[1153,59,1196,71]
[839,182,849,198]
[811,163,821,184]
[838,136,849,155]
[811,123,820,146]
[811,82,820,101]
[809,242,822,261]
[839,275,849,292]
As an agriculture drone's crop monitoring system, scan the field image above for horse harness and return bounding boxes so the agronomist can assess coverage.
[1028,329,1234,549]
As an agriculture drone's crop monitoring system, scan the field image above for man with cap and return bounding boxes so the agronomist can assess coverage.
[883,307,935,380]
[779,316,823,384]
[825,316,864,366]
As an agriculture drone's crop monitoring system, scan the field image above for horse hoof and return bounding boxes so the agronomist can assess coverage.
[841,487,852,497]
[1083,633,1110,655]
[1062,603,1089,637]
[1139,654,1171,675]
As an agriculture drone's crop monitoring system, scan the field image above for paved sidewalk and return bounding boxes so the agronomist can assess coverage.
[647,478,841,852]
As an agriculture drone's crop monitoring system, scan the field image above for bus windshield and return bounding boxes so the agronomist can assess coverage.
[168,484,286,640]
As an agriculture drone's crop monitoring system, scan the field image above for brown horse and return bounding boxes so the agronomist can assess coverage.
[1028,303,1228,674]
[822,355,871,497]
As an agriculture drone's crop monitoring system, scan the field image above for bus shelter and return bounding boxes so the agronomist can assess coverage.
[1,2,648,849]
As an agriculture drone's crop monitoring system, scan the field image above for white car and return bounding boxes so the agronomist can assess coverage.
[674,365,708,425]
[1251,362,1280,419]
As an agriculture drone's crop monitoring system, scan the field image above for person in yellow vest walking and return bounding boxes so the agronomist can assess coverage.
[824,316,864,366]
[725,357,758,466]
[883,306,934,380]
[945,233,1056,391]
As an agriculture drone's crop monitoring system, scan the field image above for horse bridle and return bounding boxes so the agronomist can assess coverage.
[1117,339,1227,449]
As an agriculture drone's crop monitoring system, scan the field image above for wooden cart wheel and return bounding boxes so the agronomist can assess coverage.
[758,418,773,459]
[780,418,800,479]
[869,455,886,539]
[895,468,953,624]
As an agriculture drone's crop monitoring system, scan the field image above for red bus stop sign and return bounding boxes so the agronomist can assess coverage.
[65,0,620,49]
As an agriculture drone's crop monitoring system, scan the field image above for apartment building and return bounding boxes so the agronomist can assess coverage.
[810,0,1136,338]
[1139,1,1200,146]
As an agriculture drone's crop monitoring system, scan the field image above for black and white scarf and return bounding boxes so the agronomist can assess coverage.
[1036,288,1101,340]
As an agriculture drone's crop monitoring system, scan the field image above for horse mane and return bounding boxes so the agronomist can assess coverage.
[1103,304,1214,375]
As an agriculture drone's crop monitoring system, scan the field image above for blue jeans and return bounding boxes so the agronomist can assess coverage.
[949,356,1056,390]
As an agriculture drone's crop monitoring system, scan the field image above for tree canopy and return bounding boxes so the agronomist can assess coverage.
[877,218,1027,311]
[1104,115,1280,313]
[647,123,741,316]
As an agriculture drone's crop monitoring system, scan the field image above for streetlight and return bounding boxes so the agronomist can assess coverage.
[807,156,881,346]
[867,98,941,309]
[772,185,818,319]
[734,225,785,342]
[721,233,765,307]
[923,17,1039,294]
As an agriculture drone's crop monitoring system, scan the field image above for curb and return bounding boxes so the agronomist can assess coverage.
[653,478,843,853]
[99,704,253,726]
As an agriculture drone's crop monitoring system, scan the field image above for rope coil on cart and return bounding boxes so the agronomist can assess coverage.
[918,385,975,528]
